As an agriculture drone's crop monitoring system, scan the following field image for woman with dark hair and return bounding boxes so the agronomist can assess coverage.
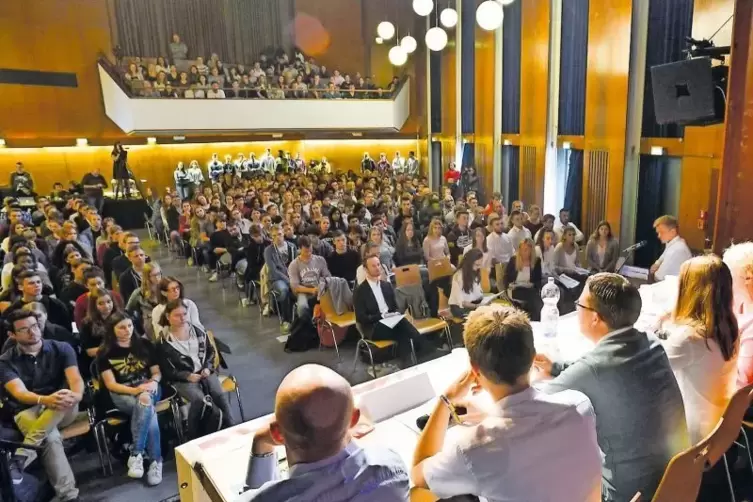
[150,276,202,336]
[659,255,738,443]
[80,288,122,373]
[328,207,347,232]
[111,142,131,200]
[585,220,620,272]
[155,299,237,438]
[535,228,557,278]
[98,312,163,484]
[448,248,484,318]
[394,221,423,266]
[503,238,543,320]
[463,227,492,269]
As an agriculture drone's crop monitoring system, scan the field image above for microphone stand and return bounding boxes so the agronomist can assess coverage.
[0,440,42,502]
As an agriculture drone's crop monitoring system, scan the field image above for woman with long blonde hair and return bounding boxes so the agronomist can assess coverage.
[660,255,738,442]
[422,218,449,262]
[503,238,543,320]
[125,262,163,340]
[552,227,581,274]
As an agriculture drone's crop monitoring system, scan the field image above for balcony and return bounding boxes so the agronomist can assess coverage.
[97,60,411,135]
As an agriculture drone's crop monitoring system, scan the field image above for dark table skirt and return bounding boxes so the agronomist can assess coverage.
[102,198,150,230]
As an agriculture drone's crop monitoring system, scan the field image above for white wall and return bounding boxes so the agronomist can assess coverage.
[99,65,411,134]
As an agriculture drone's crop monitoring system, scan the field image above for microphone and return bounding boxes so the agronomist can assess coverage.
[625,240,647,253]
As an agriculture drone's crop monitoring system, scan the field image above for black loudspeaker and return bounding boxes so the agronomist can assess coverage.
[650,57,728,126]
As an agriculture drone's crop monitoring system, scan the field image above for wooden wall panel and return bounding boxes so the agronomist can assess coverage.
[519,0,550,207]
[474,28,496,198]
[583,0,632,236]
[439,42,458,171]
[0,0,123,142]
[0,139,418,195]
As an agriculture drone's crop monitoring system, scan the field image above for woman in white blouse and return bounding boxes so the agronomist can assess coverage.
[423,218,450,262]
[463,227,493,270]
[660,255,738,443]
[552,227,581,275]
[535,228,557,278]
[448,248,484,318]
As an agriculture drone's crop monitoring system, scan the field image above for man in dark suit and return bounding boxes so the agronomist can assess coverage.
[353,254,422,367]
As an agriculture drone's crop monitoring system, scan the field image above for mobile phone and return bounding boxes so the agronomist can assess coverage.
[416,406,467,430]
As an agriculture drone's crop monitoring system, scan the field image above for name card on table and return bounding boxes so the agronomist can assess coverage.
[357,371,435,423]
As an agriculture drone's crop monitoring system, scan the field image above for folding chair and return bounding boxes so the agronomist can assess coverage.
[353,323,398,379]
[206,330,246,421]
[427,257,454,283]
[144,213,154,241]
[317,291,356,361]
[394,265,421,288]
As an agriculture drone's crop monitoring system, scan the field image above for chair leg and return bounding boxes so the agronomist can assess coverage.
[722,452,736,502]
[367,344,377,379]
[92,423,107,476]
[352,340,363,374]
[445,325,454,349]
[170,398,185,445]
[409,339,418,366]
[331,324,341,362]
[233,380,246,422]
[98,422,115,476]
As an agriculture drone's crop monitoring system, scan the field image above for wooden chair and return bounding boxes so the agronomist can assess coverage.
[394,264,421,288]
[317,291,356,361]
[206,330,246,421]
[480,267,491,293]
[427,257,454,283]
[352,322,398,379]
[410,487,439,502]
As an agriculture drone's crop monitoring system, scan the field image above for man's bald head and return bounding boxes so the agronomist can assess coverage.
[273,365,357,459]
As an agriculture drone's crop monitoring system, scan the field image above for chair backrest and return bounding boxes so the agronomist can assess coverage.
[427,257,453,283]
[205,330,221,369]
[495,262,506,289]
[394,264,421,288]
[650,383,753,502]
[319,291,337,318]
[480,267,491,293]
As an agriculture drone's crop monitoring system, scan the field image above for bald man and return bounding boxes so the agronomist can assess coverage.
[244,364,410,501]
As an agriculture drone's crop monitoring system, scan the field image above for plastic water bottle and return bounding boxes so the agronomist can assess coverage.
[540,277,561,359]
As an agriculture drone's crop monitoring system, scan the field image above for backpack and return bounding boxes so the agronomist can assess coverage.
[187,394,223,440]
[284,315,320,352]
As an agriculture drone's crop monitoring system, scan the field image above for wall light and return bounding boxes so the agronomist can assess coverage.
[147,137,157,145]
[562,141,572,150]
[272,133,283,139]
[351,132,363,137]
[173,136,186,141]
[476,0,504,31]
[0,139,6,148]
[503,139,512,146]
[377,21,395,40]
[76,138,88,147]
[650,146,665,156]
[376,37,384,45]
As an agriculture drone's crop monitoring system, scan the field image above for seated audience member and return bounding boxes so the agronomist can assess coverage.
[412,306,601,501]
[650,214,693,281]
[506,210,532,251]
[486,214,514,267]
[241,225,270,300]
[102,226,124,289]
[52,245,84,293]
[0,309,83,498]
[393,195,418,234]
[208,219,249,282]
[79,211,103,256]
[60,258,92,307]
[125,262,162,339]
[2,302,78,355]
[264,225,298,326]
[722,242,753,387]
[325,231,359,283]
[586,221,620,273]
[533,213,556,242]
[445,210,472,266]
[524,204,543,236]
[156,300,236,438]
[464,227,493,270]
[288,236,330,320]
[119,245,147,302]
[393,221,423,267]
[80,288,121,375]
[355,243,391,285]
[503,238,543,320]
[98,312,163,485]
[73,266,124,329]
[7,270,70,328]
[1,246,51,294]
[354,254,422,367]
[553,208,584,243]
[448,249,484,318]
[422,219,449,263]
[535,228,557,278]
[207,81,226,99]
[244,364,409,498]
[535,273,689,501]
[111,232,141,287]
[553,227,582,275]
[658,255,738,443]
[190,206,214,271]
[151,277,203,337]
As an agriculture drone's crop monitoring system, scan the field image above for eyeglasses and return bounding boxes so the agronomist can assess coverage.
[574,301,596,312]
[15,322,40,336]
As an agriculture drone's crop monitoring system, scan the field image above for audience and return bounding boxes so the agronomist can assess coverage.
[448,248,484,318]
[651,214,693,281]
[553,208,584,243]
[585,221,620,272]
[722,241,753,387]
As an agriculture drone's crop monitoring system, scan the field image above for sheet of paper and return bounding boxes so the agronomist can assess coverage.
[479,293,503,306]
[557,274,580,289]
[379,314,405,328]
[574,266,591,276]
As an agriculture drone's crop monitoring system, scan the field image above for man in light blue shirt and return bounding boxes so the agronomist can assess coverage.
[244,364,409,501]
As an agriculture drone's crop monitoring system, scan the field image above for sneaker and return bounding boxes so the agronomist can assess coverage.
[262,305,271,316]
[127,453,144,479]
[146,460,163,486]
[281,322,291,334]
[208,272,218,282]
[9,453,29,485]
[187,257,194,267]
[201,265,210,273]
[241,298,250,308]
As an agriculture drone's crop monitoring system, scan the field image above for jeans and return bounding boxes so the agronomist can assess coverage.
[110,388,162,461]
[175,185,190,201]
[296,293,315,318]
[173,374,237,438]
[272,280,292,322]
[86,194,104,213]
[195,243,211,267]
[15,404,79,501]
[371,317,423,366]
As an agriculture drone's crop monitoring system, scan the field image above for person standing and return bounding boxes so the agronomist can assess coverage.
[111,142,131,200]
[81,167,108,213]
[169,33,188,61]
[650,215,692,281]
[173,162,191,201]
[10,162,35,197]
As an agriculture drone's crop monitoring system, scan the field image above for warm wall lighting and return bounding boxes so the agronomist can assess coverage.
[503,139,512,146]
[272,133,283,139]
[147,137,157,145]
[0,139,6,148]
[562,141,572,150]
[76,138,88,147]
[173,136,186,141]
[650,146,665,156]
[351,132,363,137]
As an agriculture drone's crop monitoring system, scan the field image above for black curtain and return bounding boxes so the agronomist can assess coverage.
[558,0,589,135]
[501,0,522,134]
[431,141,442,189]
[634,155,667,267]
[461,0,476,134]
[641,0,694,138]
[505,145,520,204]
[563,149,584,228]
[112,0,294,64]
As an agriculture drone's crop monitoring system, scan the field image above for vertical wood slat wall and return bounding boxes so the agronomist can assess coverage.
[584,150,609,233]
[521,146,537,205]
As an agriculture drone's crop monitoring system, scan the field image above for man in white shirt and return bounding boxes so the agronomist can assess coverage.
[391,152,405,173]
[486,215,514,266]
[553,208,585,243]
[650,214,692,281]
[506,210,532,251]
[411,306,602,501]
[207,81,225,99]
